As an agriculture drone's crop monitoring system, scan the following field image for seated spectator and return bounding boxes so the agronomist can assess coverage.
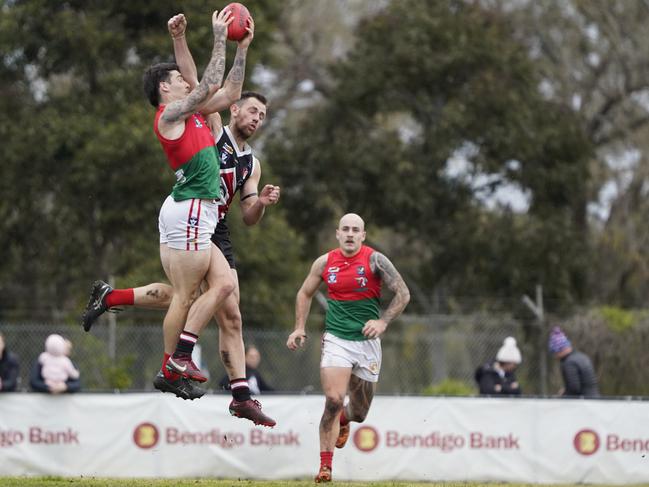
[549,326,600,398]
[475,336,522,396]
[219,345,274,395]
[0,331,20,392]
[30,334,80,394]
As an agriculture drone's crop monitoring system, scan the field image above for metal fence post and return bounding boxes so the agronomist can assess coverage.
[522,284,546,395]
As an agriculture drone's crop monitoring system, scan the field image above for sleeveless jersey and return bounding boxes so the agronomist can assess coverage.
[321,245,382,341]
[154,106,221,201]
[215,126,256,221]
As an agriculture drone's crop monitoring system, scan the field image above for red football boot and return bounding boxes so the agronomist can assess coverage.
[229,399,276,427]
[166,356,208,383]
[336,423,350,449]
[314,465,332,483]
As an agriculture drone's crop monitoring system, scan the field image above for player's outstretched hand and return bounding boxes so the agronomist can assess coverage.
[238,15,255,49]
[212,9,234,36]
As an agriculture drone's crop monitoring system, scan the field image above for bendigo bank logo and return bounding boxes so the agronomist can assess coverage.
[353,426,380,452]
[573,429,600,456]
[133,422,159,449]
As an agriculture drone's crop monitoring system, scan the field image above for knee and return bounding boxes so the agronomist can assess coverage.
[204,277,235,301]
[324,396,345,416]
[351,407,369,423]
[213,277,235,300]
[173,293,194,310]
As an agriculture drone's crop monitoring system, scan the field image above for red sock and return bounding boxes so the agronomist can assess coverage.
[105,288,134,308]
[162,353,181,380]
[320,451,333,469]
[340,410,349,426]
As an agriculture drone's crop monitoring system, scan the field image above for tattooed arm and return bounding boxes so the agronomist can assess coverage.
[158,10,231,139]
[287,254,327,351]
[170,15,254,122]
[362,252,410,338]
[201,19,253,116]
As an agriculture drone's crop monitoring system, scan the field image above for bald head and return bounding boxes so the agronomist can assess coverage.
[336,213,366,256]
[338,213,365,231]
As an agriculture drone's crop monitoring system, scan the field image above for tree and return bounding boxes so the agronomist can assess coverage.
[0,0,281,321]
[267,0,592,311]
[508,0,649,306]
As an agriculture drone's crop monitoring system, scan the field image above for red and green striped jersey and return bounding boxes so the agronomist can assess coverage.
[321,245,382,341]
[154,106,222,201]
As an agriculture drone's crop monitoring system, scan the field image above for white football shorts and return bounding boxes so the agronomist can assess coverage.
[320,332,382,383]
[158,195,218,251]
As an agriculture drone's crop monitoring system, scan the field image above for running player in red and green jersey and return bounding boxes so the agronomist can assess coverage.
[287,213,411,483]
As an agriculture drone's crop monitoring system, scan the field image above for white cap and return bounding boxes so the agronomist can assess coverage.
[496,336,522,364]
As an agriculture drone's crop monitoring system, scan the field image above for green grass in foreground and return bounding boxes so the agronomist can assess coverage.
[0,479,644,487]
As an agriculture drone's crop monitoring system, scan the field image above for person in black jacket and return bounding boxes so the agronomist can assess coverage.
[548,326,599,398]
[0,332,20,392]
[219,345,273,395]
[475,336,522,396]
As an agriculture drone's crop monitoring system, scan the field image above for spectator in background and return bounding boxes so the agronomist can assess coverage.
[30,334,80,394]
[549,326,600,398]
[219,345,273,395]
[0,331,20,392]
[475,336,522,396]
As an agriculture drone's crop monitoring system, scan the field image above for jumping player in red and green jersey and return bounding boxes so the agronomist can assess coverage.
[286,213,411,483]
[140,9,237,402]
[81,12,277,427]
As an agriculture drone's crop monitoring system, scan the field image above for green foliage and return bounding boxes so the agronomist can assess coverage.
[104,356,136,390]
[421,379,475,396]
[267,0,592,311]
[227,201,309,329]
[0,0,281,323]
[598,306,636,333]
[73,333,134,390]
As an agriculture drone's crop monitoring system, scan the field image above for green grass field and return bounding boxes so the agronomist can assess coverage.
[0,479,643,487]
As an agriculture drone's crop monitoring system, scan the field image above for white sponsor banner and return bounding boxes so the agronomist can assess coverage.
[1,393,648,483]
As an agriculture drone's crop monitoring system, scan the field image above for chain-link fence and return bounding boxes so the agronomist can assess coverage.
[3,310,648,396]
[1,313,539,395]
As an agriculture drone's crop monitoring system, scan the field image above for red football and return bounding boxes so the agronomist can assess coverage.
[223,2,251,41]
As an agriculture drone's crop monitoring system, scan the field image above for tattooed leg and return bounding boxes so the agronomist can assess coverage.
[134,283,173,309]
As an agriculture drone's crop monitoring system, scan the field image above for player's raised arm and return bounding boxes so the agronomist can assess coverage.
[159,10,232,132]
[168,13,199,89]
[202,16,255,115]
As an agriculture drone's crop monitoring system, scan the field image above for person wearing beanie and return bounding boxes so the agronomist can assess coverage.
[475,337,522,396]
[548,326,599,398]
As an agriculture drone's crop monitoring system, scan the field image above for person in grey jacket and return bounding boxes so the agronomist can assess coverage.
[548,326,599,397]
